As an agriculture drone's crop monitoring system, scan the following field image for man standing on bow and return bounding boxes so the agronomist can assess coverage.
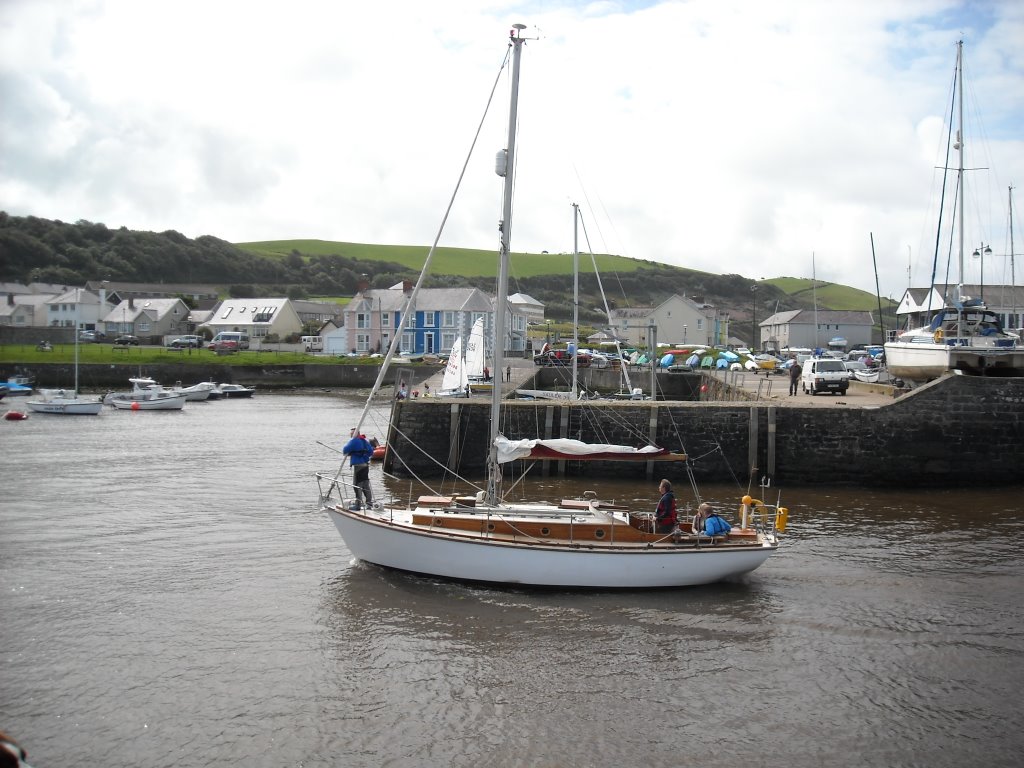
[343,427,374,510]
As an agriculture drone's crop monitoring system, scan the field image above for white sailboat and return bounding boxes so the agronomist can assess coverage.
[884,41,1024,383]
[464,316,492,392]
[26,314,103,415]
[438,332,469,397]
[317,25,784,588]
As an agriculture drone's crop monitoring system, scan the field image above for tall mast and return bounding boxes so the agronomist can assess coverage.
[571,202,579,399]
[956,40,965,308]
[487,24,527,504]
[1011,186,1018,330]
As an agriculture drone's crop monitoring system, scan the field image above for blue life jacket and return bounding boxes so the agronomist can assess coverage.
[704,514,732,535]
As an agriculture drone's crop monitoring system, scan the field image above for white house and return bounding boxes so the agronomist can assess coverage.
[200,298,303,341]
[0,293,52,328]
[46,287,110,330]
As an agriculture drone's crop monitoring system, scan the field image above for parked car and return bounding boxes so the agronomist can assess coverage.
[208,339,239,353]
[843,360,870,379]
[113,335,141,346]
[168,335,202,348]
[79,330,107,343]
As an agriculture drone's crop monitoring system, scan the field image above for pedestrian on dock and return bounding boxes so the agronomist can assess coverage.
[788,358,802,396]
[506,365,512,382]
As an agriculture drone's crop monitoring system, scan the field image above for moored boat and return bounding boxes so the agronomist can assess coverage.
[26,389,103,415]
[217,383,255,398]
[884,41,1024,383]
[108,392,186,410]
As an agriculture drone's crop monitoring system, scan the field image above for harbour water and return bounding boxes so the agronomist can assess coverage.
[2,392,1022,767]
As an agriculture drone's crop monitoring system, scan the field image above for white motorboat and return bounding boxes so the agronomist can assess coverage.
[316,26,785,589]
[108,392,186,411]
[104,377,186,410]
[217,383,255,398]
[169,381,217,401]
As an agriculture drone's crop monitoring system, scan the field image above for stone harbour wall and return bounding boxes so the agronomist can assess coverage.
[385,375,1024,488]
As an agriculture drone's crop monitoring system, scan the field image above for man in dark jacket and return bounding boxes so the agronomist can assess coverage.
[343,428,374,510]
[789,358,802,396]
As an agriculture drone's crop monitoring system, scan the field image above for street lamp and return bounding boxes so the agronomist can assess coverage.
[750,284,759,352]
[972,242,992,300]
[683,324,687,345]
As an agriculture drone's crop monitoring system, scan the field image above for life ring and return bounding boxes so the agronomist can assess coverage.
[934,328,944,343]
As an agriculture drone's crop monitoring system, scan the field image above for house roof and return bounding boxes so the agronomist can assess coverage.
[351,287,493,313]
[761,308,874,325]
[47,287,101,305]
[207,298,291,325]
[102,297,185,323]
[509,292,543,307]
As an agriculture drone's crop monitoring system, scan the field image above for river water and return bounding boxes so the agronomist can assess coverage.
[2,392,1021,767]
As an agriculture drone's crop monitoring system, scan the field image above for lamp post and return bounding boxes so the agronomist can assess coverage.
[972,242,992,300]
[750,284,759,352]
[683,324,687,345]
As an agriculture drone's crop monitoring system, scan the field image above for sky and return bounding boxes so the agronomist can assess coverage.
[1,0,1022,301]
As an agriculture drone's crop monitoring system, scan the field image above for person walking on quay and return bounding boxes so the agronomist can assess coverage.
[506,365,512,382]
[788,358,802,396]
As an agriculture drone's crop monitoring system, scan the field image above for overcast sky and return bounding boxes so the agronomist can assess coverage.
[1,0,1022,300]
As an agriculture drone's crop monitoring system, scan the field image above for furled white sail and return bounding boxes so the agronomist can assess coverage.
[495,436,686,464]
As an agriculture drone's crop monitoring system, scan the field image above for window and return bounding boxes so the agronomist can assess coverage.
[382,313,390,328]
[401,332,415,352]
[221,307,233,319]
[357,313,369,329]
[356,334,370,352]
[443,311,455,327]
[424,311,436,327]
[697,319,705,330]
[442,332,456,351]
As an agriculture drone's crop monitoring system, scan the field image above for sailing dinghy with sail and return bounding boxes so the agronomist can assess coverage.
[316,25,785,588]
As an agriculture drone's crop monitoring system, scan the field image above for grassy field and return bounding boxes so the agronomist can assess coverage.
[0,344,339,367]
[762,277,893,311]
[237,239,654,279]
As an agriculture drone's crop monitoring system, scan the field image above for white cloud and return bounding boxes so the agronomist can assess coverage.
[1,0,1021,300]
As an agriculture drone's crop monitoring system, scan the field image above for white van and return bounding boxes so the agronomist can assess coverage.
[210,331,250,351]
[301,335,323,352]
[802,357,849,396]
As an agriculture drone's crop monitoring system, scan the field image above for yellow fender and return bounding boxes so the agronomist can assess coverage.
[775,507,789,532]
[934,328,944,343]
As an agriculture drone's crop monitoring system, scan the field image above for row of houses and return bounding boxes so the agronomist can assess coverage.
[0,281,342,342]
[6,276,1017,354]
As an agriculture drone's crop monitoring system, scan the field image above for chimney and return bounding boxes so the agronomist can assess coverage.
[403,280,413,295]
[357,274,370,294]
[128,297,135,310]
[7,293,13,306]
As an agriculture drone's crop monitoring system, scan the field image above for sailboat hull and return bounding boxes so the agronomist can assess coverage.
[327,506,776,588]
[25,397,103,415]
[885,337,1024,382]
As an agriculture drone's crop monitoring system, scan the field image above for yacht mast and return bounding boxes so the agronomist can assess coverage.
[955,40,965,313]
[487,24,527,504]
[572,202,579,398]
